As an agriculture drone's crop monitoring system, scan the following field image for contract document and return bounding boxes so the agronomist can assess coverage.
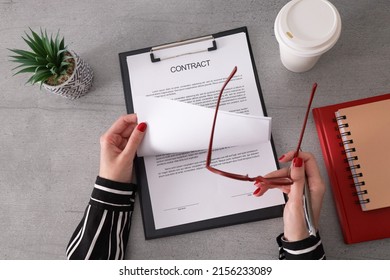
[119,27,285,238]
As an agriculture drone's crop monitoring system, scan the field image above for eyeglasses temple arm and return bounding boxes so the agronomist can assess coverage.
[206,66,238,167]
[294,82,318,237]
[293,83,317,158]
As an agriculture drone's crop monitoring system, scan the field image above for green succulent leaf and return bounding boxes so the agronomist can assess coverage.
[31,70,54,84]
[29,28,45,48]
[9,49,37,59]
[26,75,36,85]
[46,62,55,68]
[35,65,46,73]
[23,32,46,57]
[13,66,38,76]
[35,56,47,63]
[60,61,70,67]
[50,66,57,75]
[59,38,65,52]
[11,61,46,70]
[9,55,28,60]
[42,31,53,60]
[57,49,67,56]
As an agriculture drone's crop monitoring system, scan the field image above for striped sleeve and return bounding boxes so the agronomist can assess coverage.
[66,176,137,260]
[276,232,326,260]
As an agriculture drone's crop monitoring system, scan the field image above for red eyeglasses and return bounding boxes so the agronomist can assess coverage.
[206,66,317,186]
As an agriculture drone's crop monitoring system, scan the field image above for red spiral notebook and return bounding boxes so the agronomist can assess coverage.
[312,93,390,244]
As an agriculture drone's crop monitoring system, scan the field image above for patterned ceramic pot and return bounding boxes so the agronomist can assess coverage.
[43,51,93,100]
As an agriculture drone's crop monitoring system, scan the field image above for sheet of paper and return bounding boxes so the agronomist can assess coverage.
[135,96,272,156]
[127,32,285,229]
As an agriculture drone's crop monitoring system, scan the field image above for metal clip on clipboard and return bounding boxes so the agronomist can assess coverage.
[150,35,217,63]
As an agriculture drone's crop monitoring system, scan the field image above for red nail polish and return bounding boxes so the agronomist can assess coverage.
[253,188,261,196]
[278,155,285,161]
[137,122,147,132]
[293,157,303,167]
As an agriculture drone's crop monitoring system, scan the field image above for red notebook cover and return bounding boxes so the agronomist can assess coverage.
[312,93,390,244]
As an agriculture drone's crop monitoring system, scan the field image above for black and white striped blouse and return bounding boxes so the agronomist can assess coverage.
[66,177,136,260]
[66,177,326,260]
[276,232,326,260]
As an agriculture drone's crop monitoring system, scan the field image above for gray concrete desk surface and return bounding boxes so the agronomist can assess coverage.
[0,0,389,260]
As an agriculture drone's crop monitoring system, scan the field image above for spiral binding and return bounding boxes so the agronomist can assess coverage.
[337,131,351,138]
[342,147,356,154]
[346,164,360,171]
[334,115,368,205]
[344,155,358,162]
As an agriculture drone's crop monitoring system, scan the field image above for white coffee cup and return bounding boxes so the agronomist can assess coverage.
[274,0,342,72]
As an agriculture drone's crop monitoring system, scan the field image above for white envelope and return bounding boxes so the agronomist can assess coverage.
[135,96,272,156]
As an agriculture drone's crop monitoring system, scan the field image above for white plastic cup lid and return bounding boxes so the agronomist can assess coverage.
[275,0,342,56]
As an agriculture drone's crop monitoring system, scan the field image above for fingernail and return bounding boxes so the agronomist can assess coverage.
[278,155,285,161]
[253,187,261,196]
[137,122,147,132]
[293,157,303,167]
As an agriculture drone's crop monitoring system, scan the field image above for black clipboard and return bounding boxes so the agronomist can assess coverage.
[119,26,284,239]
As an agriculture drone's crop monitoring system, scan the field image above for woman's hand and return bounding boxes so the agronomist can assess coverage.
[99,114,147,183]
[253,151,325,241]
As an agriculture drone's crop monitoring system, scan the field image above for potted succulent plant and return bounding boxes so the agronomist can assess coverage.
[9,28,93,99]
